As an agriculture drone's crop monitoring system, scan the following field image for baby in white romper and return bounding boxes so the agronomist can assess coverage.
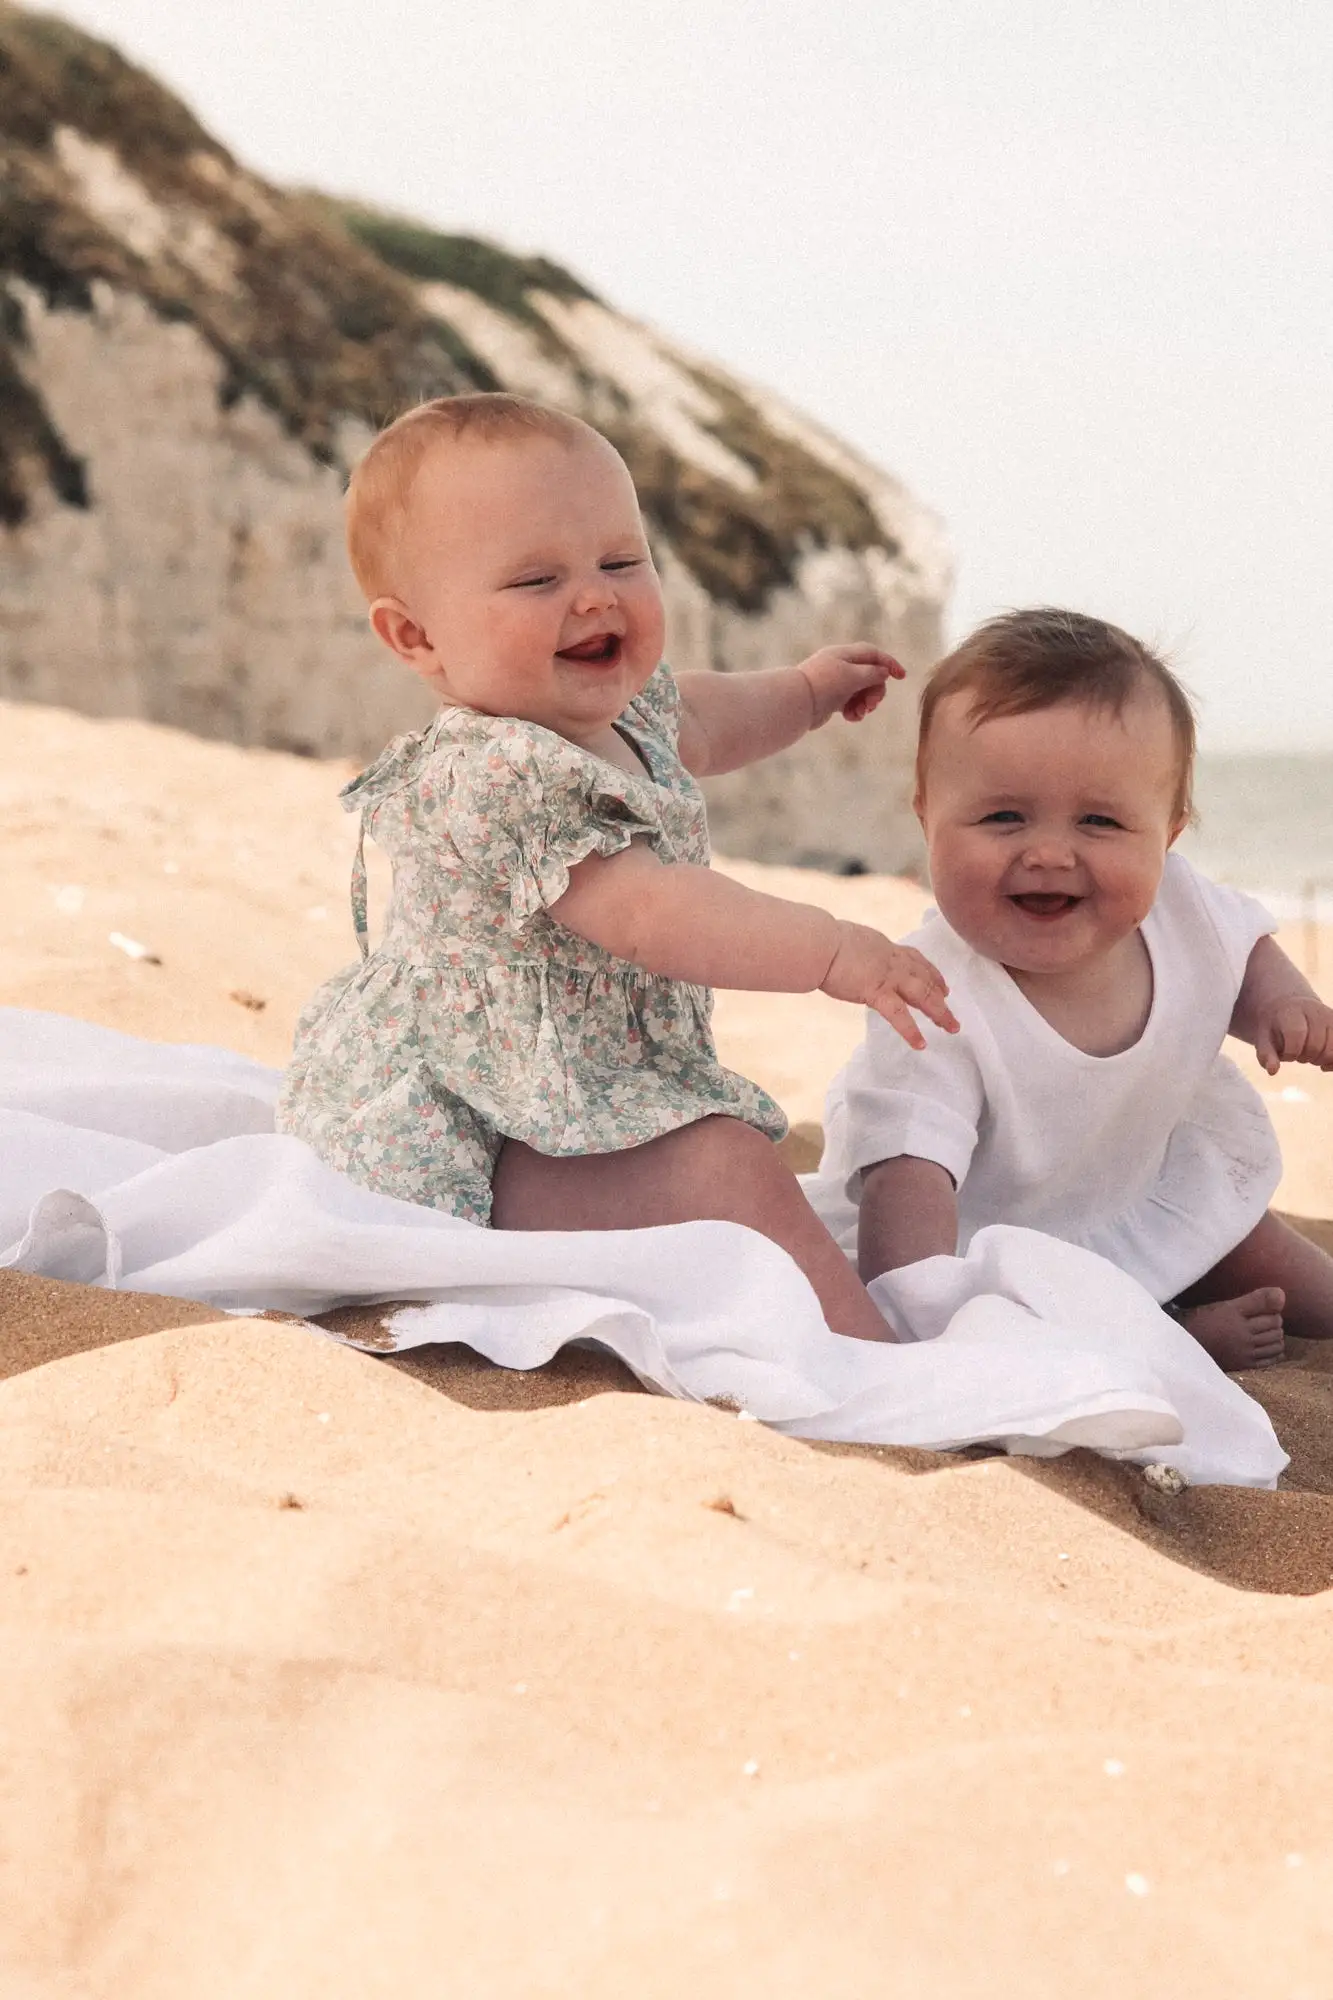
[278,391,958,1344]
[807,607,1333,1370]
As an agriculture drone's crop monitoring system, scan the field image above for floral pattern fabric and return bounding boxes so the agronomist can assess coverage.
[276,664,787,1222]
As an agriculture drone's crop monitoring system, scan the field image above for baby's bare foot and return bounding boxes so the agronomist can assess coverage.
[1179,1288,1286,1371]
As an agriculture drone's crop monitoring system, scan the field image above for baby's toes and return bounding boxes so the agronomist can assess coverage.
[1244,1324,1286,1368]
[1242,1290,1285,1364]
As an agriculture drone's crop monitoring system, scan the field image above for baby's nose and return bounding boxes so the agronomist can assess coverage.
[1020,832,1077,868]
[572,572,616,612]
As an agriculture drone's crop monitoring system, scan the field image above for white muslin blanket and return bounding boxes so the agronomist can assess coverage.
[0,1009,1286,1488]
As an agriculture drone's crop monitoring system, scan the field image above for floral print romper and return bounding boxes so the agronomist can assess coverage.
[276,664,787,1222]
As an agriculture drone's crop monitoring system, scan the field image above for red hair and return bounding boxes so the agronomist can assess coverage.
[346,393,598,597]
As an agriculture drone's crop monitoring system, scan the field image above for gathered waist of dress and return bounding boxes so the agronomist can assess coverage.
[365,933,707,993]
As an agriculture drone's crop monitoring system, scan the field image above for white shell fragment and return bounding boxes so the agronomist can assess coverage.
[1143,1463,1188,1497]
[108,931,162,965]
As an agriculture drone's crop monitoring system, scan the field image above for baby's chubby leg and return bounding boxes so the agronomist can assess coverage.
[1173,1210,1333,1370]
[491,1116,897,1343]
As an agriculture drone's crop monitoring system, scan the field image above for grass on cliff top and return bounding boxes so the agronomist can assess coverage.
[315,197,609,388]
[335,204,597,320]
[319,202,895,609]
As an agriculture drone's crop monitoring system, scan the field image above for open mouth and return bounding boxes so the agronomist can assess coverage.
[556,633,622,665]
[1009,892,1083,920]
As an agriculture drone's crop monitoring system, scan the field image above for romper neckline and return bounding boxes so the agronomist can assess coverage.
[430,702,673,794]
[976,909,1164,1068]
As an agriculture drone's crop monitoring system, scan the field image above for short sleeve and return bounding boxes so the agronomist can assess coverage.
[840,1008,986,1196]
[623,662,682,748]
[427,725,659,925]
[1169,854,1276,990]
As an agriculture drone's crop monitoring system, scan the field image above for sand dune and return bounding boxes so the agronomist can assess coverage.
[4,1300,1333,1995]
[4,698,1333,1994]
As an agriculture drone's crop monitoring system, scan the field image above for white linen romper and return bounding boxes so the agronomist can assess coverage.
[805,854,1282,1302]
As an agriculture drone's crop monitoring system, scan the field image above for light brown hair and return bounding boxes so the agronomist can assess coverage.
[345,392,598,598]
[917,607,1197,823]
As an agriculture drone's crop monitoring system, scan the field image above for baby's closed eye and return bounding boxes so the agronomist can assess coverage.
[509,557,645,589]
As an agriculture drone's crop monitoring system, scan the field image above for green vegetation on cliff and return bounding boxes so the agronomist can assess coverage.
[328,204,894,610]
[336,204,596,321]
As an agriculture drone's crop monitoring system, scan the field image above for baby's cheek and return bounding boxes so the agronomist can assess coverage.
[1107,864,1165,928]
[632,588,667,658]
[930,877,1000,956]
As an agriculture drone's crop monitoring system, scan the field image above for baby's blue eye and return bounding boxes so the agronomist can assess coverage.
[980,810,1024,825]
[1081,814,1123,829]
[602,558,642,572]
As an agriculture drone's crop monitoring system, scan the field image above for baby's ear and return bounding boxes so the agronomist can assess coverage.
[368,598,434,675]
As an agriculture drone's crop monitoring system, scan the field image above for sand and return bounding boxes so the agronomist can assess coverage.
[4,697,1333,1996]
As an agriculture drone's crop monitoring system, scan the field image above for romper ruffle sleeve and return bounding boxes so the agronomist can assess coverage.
[431,726,661,926]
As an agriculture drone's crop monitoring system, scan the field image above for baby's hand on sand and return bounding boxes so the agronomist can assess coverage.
[797,645,905,727]
[1254,996,1333,1074]
[820,923,960,1048]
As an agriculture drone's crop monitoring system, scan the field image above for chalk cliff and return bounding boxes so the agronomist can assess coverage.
[0,4,949,870]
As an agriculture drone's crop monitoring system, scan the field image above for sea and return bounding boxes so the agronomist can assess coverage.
[1180,755,1333,922]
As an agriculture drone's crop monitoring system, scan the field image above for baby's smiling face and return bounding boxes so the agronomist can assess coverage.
[371,429,666,746]
[916,688,1188,981]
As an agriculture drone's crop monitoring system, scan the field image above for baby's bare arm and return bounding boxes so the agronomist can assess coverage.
[553,841,836,987]
[1231,935,1333,1073]
[857,1157,959,1282]
[549,843,958,1042]
[675,666,814,777]
[675,646,903,777]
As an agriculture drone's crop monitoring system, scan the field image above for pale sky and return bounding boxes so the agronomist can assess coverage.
[54,0,1333,750]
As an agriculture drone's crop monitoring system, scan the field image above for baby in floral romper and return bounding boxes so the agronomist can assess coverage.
[278,393,956,1342]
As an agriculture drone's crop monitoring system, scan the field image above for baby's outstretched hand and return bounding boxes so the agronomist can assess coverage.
[820,922,960,1049]
[797,645,905,728]
[1254,996,1333,1074]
